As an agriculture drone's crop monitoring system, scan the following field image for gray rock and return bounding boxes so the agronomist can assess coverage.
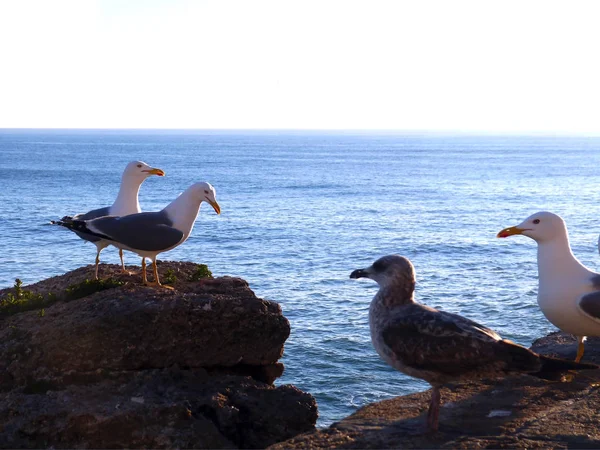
[531,331,600,363]
[271,333,600,449]
[0,264,288,388]
[0,370,317,449]
[0,262,317,449]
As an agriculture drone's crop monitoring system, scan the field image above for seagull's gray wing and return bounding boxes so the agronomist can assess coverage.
[381,304,536,377]
[70,206,112,243]
[88,211,184,252]
[577,291,600,324]
[73,206,111,221]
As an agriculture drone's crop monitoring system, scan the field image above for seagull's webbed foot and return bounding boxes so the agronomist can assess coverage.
[144,281,174,290]
[139,259,174,289]
[559,370,577,383]
[150,259,174,289]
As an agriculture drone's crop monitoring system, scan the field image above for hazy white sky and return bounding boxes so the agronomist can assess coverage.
[1,0,599,132]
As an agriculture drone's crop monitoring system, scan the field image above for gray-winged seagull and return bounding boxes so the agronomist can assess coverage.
[350,254,597,432]
[53,161,165,279]
[498,211,600,362]
[56,181,220,287]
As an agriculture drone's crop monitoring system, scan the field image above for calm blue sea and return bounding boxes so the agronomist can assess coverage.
[2,129,600,426]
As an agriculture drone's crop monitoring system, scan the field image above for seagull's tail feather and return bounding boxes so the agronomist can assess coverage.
[50,215,74,225]
[499,339,598,376]
[536,355,598,374]
[53,219,112,241]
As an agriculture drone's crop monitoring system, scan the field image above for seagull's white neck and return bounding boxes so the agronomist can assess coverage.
[111,175,143,216]
[163,187,203,239]
[537,233,589,282]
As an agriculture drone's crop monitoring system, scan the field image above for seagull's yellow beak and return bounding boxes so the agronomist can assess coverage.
[208,200,221,215]
[497,226,526,238]
[143,168,165,177]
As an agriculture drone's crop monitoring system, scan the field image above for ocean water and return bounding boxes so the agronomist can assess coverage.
[2,129,600,426]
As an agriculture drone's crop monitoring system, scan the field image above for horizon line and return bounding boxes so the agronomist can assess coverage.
[2,127,600,138]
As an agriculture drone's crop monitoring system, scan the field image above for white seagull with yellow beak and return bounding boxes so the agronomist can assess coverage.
[54,160,165,279]
[498,211,600,362]
[56,182,221,287]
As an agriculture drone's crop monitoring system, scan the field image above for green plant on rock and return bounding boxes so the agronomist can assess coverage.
[163,269,177,285]
[0,279,46,317]
[188,264,213,281]
[65,278,125,301]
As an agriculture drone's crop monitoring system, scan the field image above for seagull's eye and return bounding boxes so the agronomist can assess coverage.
[137,164,142,168]
[204,190,209,194]
[533,219,540,224]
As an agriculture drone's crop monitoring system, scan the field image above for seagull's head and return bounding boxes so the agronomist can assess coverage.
[497,211,567,243]
[191,182,221,215]
[350,254,416,291]
[123,161,165,180]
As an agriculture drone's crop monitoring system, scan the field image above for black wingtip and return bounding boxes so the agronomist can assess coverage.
[52,218,87,231]
[537,354,599,374]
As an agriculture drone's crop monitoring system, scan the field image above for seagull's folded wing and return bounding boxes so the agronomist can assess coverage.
[74,206,111,221]
[381,306,515,377]
[577,291,600,324]
[71,206,112,243]
[88,212,184,252]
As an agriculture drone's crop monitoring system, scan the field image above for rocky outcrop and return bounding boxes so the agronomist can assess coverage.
[271,334,600,449]
[0,262,317,449]
[530,331,600,362]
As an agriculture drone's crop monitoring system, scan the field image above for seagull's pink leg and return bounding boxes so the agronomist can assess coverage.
[426,386,441,432]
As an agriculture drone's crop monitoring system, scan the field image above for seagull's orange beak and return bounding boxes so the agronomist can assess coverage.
[497,226,526,238]
[208,200,221,215]
[143,168,165,177]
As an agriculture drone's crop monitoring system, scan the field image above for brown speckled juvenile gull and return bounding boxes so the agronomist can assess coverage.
[350,254,598,432]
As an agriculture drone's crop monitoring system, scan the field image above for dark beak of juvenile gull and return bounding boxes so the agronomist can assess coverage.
[350,268,369,279]
[496,226,527,238]
[142,168,166,176]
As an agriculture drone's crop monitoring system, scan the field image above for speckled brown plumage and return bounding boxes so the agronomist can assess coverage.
[350,254,598,432]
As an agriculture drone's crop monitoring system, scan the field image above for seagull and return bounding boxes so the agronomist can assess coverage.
[53,161,165,279]
[56,182,221,287]
[350,254,597,432]
[498,211,600,362]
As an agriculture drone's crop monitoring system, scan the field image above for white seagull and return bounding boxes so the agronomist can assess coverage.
[498,211,600,362]
[54,161,165,279]
[56,182,221,287]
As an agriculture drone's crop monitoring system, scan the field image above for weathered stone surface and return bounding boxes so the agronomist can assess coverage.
[271,334,600,449]
[0,370,317,449]
[0,262,288,388]
[0,263,318,449]
[531,331,600,363]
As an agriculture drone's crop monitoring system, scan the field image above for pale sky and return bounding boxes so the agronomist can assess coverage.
[1,0,600,133]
